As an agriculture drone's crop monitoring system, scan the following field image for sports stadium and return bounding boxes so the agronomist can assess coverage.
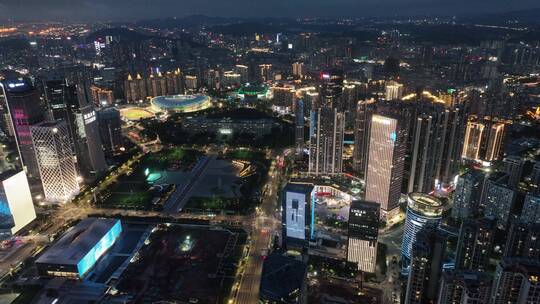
[236,83,270,100]
[150,94,212,113]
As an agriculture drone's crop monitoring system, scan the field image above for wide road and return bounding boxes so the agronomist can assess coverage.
[235,152,282,304]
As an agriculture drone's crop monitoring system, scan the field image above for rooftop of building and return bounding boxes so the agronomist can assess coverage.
[35,218,120,266]
[407,193,443,217]
[284,182,315,195]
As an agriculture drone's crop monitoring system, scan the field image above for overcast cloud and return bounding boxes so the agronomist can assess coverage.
[0,0,538,22]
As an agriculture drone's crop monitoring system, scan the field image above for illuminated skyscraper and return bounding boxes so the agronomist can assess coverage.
[365,114,405,220]
[308,107,345,175]
[292,62,304,78]
[385,80,404,101]
[484,122,505,162]
[65,82,108,178]
[347,200,379,273]
[31,120,79,202]
[401,193,443,271]
[44,80,108,178]
[281,183,315,249]
[462,121,484,160]
[0,170,36,239]
[462,118,505,163]
[0,78,45,178]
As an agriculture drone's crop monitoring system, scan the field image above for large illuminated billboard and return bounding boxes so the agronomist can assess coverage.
[0,171,36,235]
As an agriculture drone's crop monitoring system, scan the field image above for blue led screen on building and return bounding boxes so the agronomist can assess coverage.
[76,219,122,276]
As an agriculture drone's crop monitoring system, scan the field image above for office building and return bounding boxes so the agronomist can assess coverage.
[97,107,123,155]
[365,114,405,220]
[64,82,108,178]
[282,183,316,248]
[0,170,36,239]
[31,120,79,202]
[452,170,485,221]
[455,217,496,272]
[385,80,404,101]
[438,270,492,304]
[43,79,70,121]
[482,174,516,229]
[404,227,447,304]
[308,107,345,175]
[347,200,379,273]
[503,155,525,187]
[401,193,444,271]
[35,218,122,279]
[520,193,540,224]
[504,220,540,260]
[0,78,45,178]
[490,258,540,304]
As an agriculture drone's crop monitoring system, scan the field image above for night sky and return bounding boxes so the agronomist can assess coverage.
[0,0,538,21]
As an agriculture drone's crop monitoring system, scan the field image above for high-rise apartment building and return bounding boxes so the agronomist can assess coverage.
[490,258,540,304]
[462,118,505,163]
[347,200,379,273]
[452,170,485,221]
[455,217,496,272]
[30,120,79,202]
[438,270,492,304]
[385,80,404,101]
[308,107,345,175]
[482,174,516,229]
[521,193,540,224]
[404,227,447,304]
[504,220,540,260]
[503,155,525,187]
[365,114,405,220]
